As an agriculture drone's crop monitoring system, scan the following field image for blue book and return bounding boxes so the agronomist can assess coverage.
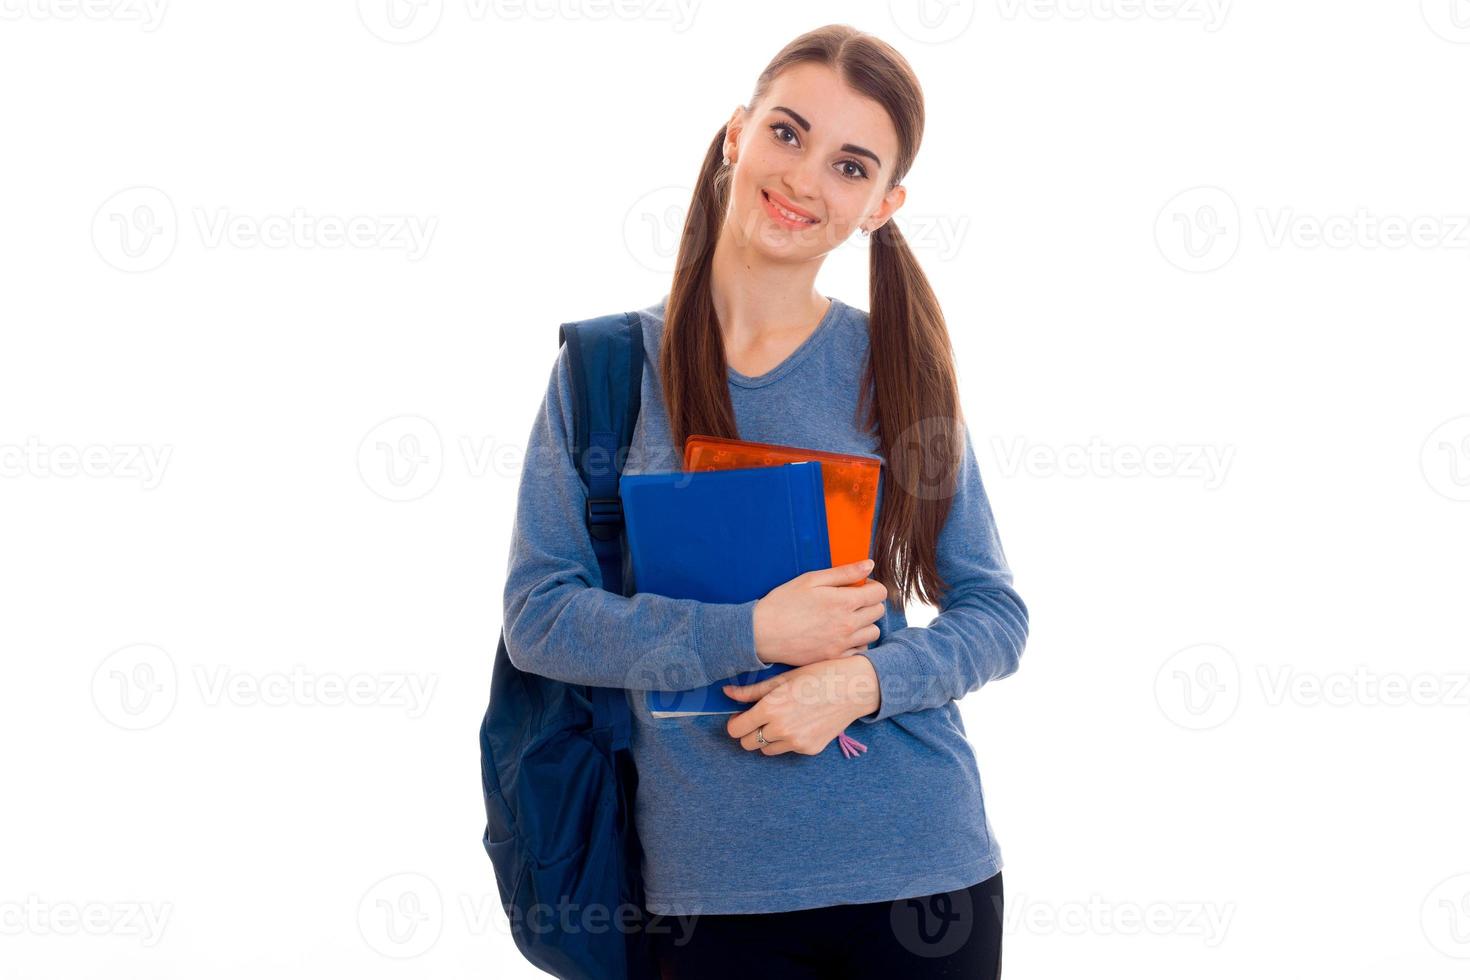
[618,461,832,718]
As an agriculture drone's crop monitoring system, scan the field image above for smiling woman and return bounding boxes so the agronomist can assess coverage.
[493,22,1026,980]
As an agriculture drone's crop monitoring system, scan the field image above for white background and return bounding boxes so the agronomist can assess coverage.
[3,1,1468,977]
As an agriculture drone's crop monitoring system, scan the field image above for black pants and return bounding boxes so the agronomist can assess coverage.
[646,871,1003,979]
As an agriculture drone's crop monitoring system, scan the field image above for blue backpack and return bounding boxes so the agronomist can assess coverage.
[479,311,658,980]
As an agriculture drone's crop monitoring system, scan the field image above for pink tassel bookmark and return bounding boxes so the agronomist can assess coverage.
[837,731,868,759]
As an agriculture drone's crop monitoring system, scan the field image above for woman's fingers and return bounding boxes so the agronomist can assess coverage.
[803,559,874,588]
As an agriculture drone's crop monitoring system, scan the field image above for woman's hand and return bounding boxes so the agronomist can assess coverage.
[752,559,888,667]
[723,655,881,756]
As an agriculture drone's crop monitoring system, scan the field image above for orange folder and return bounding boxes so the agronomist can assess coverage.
[683,435,882,570]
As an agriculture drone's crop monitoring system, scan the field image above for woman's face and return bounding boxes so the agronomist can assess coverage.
[722,61,905,260]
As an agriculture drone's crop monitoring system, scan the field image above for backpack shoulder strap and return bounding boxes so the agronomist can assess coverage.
[558,311,645,751]
[558,311,645,587]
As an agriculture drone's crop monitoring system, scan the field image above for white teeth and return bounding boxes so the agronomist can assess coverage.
[768,194,816,223]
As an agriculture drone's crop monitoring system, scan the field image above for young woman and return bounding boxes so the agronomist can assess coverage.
[502,24,1028,980]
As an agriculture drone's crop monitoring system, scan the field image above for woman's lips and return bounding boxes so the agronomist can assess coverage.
[762,189,820,228]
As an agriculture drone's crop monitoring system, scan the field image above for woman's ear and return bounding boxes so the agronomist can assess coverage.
[867,184,907,233]
[724,104,748,161]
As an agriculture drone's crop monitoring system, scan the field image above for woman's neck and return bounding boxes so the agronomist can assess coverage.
[709,233,829,352]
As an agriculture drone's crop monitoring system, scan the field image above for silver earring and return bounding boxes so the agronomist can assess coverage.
[860,226,870,237]
[722,153,732,166]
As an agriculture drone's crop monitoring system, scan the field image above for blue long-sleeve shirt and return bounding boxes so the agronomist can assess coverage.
[502,294,1029,915]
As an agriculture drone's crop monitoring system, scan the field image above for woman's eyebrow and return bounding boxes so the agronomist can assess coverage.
[770,105,883,169]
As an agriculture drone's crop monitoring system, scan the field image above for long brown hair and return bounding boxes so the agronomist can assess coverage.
[660,23,963,609]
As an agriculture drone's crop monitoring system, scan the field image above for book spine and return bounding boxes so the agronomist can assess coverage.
[790,461,832,572]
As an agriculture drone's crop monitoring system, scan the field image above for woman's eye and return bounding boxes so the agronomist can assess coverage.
[769,122,868,181]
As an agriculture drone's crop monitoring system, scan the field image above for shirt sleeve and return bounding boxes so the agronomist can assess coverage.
[501,345,773,691]
[853,423,1030,723]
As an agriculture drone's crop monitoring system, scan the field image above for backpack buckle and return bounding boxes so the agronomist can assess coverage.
[585,497,623,540]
